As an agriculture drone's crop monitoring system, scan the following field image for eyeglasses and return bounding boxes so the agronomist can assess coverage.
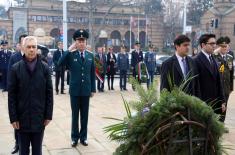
[206,42,216,46]
[26,45,37,49]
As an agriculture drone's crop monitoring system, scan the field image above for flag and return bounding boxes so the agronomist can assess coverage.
[130,16,137,28]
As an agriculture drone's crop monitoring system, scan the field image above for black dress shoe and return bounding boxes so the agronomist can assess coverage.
[71,141,78,147]
[11,145,19,154]
[80,140,88,146]
[123,88,128,91]
[111,88,114,90]
[61,92,66,94]
[56,91,59,95]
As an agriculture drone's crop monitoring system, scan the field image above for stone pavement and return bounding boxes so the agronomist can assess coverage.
[0,78,235,155]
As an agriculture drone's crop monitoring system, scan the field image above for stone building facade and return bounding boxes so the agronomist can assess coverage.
[200,0,235,50]
[0,0,165,52]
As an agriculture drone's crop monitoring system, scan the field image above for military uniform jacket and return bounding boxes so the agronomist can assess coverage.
[117,53,129,71]
[58,50,96,96]
[144,51,156,72]
[131,50,143,68]
[214,53,234,95]
[0,50,12,69]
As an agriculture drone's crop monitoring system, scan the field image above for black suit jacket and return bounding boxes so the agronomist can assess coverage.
[194,52,225,114]
[106,52,117,75]
[131,50,143,68]
[53,49,65,72]
[160,54,201,97]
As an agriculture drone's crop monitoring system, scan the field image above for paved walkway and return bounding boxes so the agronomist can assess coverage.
[0,78,235,155]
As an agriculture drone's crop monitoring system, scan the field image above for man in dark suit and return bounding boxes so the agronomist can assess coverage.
[131,41,143,89]
[8,34,28,154]
[0,40,12,92]
[95,47,106,92]
[53,41,66,95]
[58,29,96,147]
[194,34,226,118]
[160,35,200,97]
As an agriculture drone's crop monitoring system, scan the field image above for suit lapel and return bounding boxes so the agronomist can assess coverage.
[172,55,184,78]
[199,52,215,77]
[186,56,193,75]
[83,51,89,65]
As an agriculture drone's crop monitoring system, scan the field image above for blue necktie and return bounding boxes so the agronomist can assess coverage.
[182,58,188,78]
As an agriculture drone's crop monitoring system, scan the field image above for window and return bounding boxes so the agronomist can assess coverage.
[31,15,36,22]
[42,16,47,22]
[68,17,76,23]
[36,16,42,21]
[48,16,53,22]
[94,18,102,24]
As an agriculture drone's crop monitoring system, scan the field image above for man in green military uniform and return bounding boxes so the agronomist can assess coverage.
[58,29,96,147]
[214,37,234,122]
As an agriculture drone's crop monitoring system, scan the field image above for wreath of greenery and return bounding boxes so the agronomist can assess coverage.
[135,62,148,83]
[104,78,229,155]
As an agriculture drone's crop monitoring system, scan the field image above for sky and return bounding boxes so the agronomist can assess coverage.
[0,0,18,9]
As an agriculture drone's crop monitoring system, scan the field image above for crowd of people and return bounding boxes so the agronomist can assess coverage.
[0,30,234,155]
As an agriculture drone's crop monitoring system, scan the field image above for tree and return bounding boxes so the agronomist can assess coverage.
[187,0,214,25]
[0,6,7,19]
[144,0,164,15]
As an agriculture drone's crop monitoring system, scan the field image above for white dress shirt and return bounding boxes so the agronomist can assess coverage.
[175,52,186,76]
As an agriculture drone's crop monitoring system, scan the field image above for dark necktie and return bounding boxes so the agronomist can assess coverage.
[209,55,215,72]
[223,55,226,61]
[81,52,84,62]
[182,58,188,78]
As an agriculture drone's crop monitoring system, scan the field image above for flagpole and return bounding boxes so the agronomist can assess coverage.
[145,15,148,46]
[183,0,187,34]
[63,0,68,51]
[138,15,140,41]
[130,16,132,51]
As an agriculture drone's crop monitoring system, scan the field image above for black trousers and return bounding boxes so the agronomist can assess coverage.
[0,69,7,90]
[67,71,70,85]
[132,69,141,90]
[15,129,19,146]
[70,96,90,142]
[97,73,105,91]
[18,131,44,155]
[120,70,127,89]
[107,74,115,89]
[55,70,65,92]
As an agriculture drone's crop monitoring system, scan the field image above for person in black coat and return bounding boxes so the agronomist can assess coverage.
[131,41,143,89]
[160,35,201,97]
[106,46,117,90]
[7,34,28,154]
[53,41,66,95]
[8,36,53,155]
[194,34,226,118]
